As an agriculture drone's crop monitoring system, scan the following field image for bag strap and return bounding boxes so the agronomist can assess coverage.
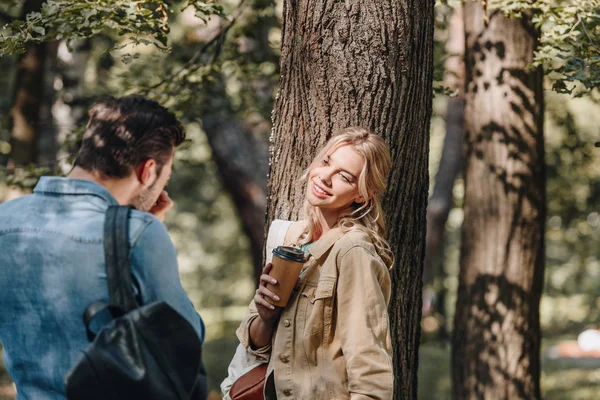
[265,220,293,264]
[104,205,137,312]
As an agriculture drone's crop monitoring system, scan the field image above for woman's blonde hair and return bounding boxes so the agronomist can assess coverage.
[298,127,394,268]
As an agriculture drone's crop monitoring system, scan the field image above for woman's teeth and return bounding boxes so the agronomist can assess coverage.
[315,185,328,195]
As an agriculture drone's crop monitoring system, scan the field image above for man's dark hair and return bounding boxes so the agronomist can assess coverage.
[74,95,185,178]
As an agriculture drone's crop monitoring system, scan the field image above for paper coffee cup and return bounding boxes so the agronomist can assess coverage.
[266,246,306,307]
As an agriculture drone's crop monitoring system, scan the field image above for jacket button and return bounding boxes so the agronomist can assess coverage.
[283,319,291,327]
[279,354,290,363]
[283,389,292,396]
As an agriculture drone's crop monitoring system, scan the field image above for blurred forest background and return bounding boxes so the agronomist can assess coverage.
[0,0,598,399]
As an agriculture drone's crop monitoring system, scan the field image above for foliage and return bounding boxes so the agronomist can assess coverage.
[0,0,223,57]
[0,164,50,188]
[437,1,600,96]
[493,0,600,95]
[542,91,600,333]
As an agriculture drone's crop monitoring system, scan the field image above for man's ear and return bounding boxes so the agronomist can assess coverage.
[135,159,157,187]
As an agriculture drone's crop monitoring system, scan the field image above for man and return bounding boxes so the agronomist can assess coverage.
[0,95,204,399]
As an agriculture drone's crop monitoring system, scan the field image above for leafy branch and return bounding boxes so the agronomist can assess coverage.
[492,0,600,96]
[442,1,600,96]
[0,0,224,56]
[143,0,248,94]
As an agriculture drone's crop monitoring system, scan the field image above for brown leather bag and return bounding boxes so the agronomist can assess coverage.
[229,364,268,400]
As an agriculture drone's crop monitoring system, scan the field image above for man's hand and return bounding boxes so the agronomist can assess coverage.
[149,191,173,222]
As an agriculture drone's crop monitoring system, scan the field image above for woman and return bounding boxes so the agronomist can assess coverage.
[237,127,394,399]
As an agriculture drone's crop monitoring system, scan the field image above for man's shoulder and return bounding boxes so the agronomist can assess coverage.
[127,210,168,247]
[0,194,36,228]
[128,212,178,267]
[0,193,32,212]
[128,209,156,232]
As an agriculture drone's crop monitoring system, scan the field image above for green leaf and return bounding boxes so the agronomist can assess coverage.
[31,25,45,36]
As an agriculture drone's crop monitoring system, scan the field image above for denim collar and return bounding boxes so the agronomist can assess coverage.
[33,176,119,205]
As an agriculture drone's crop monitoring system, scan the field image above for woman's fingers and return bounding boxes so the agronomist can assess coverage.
[262,263,273,275]
[254,290,276,310]
[255,262,282,318]
[260,273,277,286]
[258,285,280,302]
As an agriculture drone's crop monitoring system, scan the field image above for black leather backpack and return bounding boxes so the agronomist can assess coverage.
[64,206,207,399]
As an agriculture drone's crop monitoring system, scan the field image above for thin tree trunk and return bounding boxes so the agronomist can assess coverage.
[55,39,94,173]
[423,8,466,342]
[202,112,269,283]
[7,0,48,169]
[451,4,545,399]
[38,41,59,171]
[423,8,465,283]
[199,0,277,281]
[267,1,434,397]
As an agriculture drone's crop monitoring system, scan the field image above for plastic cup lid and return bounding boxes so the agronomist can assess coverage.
[273,246,306,263]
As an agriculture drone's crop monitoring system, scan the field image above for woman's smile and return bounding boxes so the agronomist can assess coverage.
[306,144,364,212]
[312,180,331,198]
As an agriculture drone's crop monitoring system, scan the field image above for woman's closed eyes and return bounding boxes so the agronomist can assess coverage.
[322,157,354,184]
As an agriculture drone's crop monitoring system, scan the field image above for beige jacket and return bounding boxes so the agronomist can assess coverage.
[236,221,393,399]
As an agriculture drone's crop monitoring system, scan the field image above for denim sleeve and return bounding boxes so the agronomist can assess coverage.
[130,219,205,343]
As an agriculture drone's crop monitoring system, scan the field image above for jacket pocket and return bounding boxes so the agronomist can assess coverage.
[309,280,334,304]
[302,279,335,339]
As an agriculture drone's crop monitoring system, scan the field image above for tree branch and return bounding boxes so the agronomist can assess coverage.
[143,0,249,93]
[578,13,599,52]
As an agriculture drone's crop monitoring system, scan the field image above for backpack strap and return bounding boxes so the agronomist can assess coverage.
[265,219,293,264]
[104,205,137,312]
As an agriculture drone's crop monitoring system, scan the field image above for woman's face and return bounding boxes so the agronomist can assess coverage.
[306,144,365,213]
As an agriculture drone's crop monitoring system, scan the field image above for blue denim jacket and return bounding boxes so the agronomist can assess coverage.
[0,177,205,400]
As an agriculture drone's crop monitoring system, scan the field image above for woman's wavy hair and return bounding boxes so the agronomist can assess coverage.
[298,127,394,268]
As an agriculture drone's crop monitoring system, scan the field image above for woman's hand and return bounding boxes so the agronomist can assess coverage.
[254,263,283,323]
[248,263,283,349]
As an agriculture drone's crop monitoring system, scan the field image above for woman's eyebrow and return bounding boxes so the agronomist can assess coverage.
[329,153,358,180]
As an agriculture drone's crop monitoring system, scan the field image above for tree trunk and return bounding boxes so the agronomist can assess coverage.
[423,7,465,283]
[267,1,434,398]
[38,41,59,170]
[202,112,269,283]
[56,39,95,173]
[451,4,545,400]
[423,8,465,341]
[7,0,48,168]
[199,0,278,282]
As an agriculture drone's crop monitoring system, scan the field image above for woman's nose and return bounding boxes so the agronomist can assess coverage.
[320,170,334,185]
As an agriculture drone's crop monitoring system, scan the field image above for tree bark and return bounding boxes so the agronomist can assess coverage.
[267,1,434,398]
[7,0,48,168]
[451,4,545,400]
